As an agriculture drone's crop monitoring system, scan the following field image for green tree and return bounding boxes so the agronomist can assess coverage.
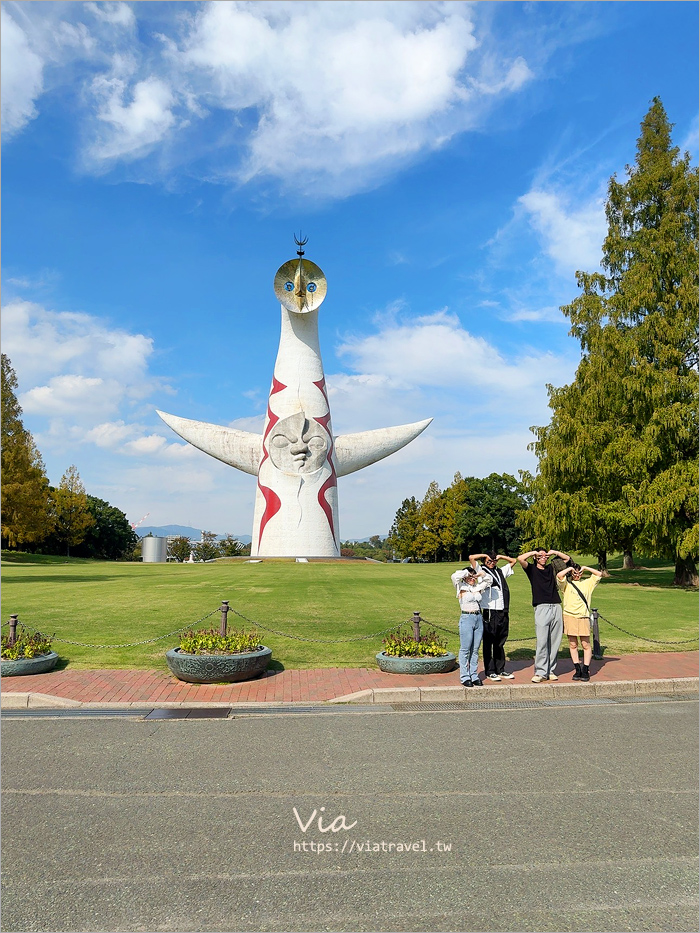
[53,465,95,556]
[520,98,698,585]
[387,497,422,560]
[455,473,528,558]
[218,534,246,557]
[414,482,445,562]
[168,536,192,562]
[192,530,220,561]
[339,536,390,561]
[72,496,138,560]
[1,355,53,549]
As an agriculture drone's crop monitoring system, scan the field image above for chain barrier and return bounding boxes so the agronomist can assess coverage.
[9,607,221,649]
[420,611,700,647]
[596,611,699,646]
[229,606,399,643]
[4,604,697,650]
[419,616,537,642]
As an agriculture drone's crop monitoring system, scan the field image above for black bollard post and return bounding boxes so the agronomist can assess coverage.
[412,611,421,643]
[591,608,602,659]
[8,614,18,647]
[220,601,230,638]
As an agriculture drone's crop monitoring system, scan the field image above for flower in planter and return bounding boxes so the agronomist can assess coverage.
[1,629,54,661]
[381,625,448,658]
[178,627,262,656]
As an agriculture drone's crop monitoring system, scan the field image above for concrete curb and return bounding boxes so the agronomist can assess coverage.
[329,677,700,704]
[1,677,697,710]
[0,692,82,710]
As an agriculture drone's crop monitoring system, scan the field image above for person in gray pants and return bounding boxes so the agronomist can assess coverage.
[517,547,571,682]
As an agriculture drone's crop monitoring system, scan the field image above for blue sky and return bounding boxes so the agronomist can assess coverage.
[2,1,698,540]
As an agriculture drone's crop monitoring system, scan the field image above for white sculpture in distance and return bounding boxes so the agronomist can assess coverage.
[157,239,431,557]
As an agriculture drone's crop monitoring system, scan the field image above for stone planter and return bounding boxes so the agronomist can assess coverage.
[1,651,59,677]
[166,646,272,684]
[375,651,457,675]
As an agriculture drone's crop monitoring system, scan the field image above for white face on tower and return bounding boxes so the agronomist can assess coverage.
[273,258,327,313]
[268,412,328,474]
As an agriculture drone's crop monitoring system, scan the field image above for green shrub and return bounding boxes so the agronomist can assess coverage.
[382,625,448,658]
[1,629,53,660]
[179,628,262,655]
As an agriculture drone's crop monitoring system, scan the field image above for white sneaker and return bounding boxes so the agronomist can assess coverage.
[531,674,545,683]
[547,673,558,681]
[487,673,501,681]
[500,671,515,679]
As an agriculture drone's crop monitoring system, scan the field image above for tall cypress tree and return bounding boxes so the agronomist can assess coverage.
[520,98,698,585]
[1,354,53,549]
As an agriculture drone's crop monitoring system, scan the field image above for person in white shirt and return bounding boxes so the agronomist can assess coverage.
[469,552,517,681]
[450,566,491,687]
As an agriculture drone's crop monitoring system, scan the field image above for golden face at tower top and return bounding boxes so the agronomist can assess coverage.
[274,258,327,313]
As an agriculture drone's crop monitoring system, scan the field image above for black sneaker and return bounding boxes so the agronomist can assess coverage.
[462,680,473,687]
[471,679,483,687]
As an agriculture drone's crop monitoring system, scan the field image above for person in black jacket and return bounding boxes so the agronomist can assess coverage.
[469,551,517,681]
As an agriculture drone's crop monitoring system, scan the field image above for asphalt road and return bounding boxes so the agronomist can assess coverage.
[1,700,698,933]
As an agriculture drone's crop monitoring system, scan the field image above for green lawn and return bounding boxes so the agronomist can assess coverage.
[1,552,697,671]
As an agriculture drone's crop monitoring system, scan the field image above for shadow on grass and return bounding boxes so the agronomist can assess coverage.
[508,648,535,661]
[1,552,97,565]
[4,575,127,585]
[603,556,687,589]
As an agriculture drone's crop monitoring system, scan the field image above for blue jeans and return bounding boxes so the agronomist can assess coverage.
[459,612,484,684]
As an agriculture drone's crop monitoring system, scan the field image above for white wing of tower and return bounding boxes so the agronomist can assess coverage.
[334,419,432,477]
[156,410,262,476]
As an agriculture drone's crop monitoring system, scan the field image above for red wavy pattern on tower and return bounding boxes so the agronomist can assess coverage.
[315,411,337,544]
[257,377,287,547]
[257,483,281,544]
[312,377,329,409]
[271,376,286,396]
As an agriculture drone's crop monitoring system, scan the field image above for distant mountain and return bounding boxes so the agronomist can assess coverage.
[342,535,388,544]
[138,525,252,544]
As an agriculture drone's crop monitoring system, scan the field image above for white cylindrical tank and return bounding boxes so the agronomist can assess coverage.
[142,536,168,563]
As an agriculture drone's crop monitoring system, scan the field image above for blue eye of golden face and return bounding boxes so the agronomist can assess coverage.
[307,283,317,293]
[284,281,294,291]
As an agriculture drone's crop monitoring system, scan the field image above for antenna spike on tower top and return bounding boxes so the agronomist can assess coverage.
[294,232,308,256]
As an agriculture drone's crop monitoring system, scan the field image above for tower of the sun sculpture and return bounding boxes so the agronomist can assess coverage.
[157,238,432,557]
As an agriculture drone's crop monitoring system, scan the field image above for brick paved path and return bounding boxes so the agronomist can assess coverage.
[2,651,697,705]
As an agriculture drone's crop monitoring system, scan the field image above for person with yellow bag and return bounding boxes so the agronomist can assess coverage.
[556,563,602,682]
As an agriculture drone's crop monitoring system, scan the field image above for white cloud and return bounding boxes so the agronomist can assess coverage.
[317,305,578,535]
[84,2,135,28]
[517,187,606,277]
[123,433,168,456]
[505,305,565,324]
[176,1,496,194]
[89,71,176,162]
[0,7,45,138]
[84,420,138,448]
[2,299,155,385]
[1,297,176,464]
[468,55,532,95]
[228,414,266,433]
[20,374,122,418]
[679,114,699,163]
[2,1,536,198]
[336,310,569,396]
